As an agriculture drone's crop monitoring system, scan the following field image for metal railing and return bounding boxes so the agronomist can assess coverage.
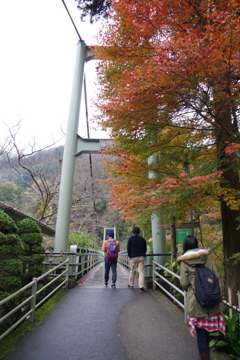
[152,260,187,323]
[118,250,130,269]
[118,250,172,277]
[0,248,104,341]
[2,247,239,342]
[0,259,69,341]
[152,261,240,324]
[44,248,104,279]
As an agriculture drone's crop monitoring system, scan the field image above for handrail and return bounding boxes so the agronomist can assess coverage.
[44,248,104,278]
[0,259,69,341]
[152,260,187,322]
[152,261,240,324]
[2,248,239,342]
[118,249,172,271]
[0,248,104,341]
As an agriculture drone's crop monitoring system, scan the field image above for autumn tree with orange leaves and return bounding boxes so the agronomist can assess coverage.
[94,0,240,302]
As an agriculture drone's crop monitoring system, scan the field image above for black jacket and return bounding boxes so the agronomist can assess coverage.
[127,234,147,259]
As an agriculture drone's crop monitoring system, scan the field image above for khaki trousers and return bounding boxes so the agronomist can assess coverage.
[129,257,145,288]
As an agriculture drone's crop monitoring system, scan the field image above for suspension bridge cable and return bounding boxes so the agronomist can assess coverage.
[84,73,96,211]
[61,0,83,41]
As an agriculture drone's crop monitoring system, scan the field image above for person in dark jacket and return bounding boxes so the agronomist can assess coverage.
[178,235,225,360]
[127,226,147,293]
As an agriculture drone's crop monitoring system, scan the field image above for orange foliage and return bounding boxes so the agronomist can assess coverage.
[95,0,240,226]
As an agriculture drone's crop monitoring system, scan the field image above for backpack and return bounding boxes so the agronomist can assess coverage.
[195,263,222,307]
[106,240,118,260]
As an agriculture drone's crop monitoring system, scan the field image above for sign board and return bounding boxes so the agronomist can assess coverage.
[176,229,191,244]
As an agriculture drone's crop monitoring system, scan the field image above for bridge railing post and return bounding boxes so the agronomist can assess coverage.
[153,261,156,290]
[66,260,69,289]
[30,278,37,322]
[184,290,187,323]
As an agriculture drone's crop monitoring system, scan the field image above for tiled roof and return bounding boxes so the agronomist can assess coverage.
[0,201,55,237]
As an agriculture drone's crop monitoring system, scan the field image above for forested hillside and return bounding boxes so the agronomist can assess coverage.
[0,146,131,248]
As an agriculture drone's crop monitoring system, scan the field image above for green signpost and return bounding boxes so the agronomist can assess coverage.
[176,229,191,244]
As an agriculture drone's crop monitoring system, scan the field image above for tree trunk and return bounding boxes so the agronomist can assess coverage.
[215,97,240,304]
[221,201,240,304]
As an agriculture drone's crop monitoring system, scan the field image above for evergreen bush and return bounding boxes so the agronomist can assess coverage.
[18,219,44,284]
[20,232,42,246]
[0,292,20,310]
[0,214,45,336]
[0,234,23,256]
[5,233,22,245]
[18,218,41,234]
[0,244,23,256]
[1,276,22,288]
[0,231,6,244]
[0,212,18,234]
[0,259,23,276]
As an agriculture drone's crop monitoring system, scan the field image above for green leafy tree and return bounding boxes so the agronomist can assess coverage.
[0,181,23,202]
[68,232,91,248]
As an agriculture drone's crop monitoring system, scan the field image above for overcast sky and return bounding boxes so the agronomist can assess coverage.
[0,0,105,149]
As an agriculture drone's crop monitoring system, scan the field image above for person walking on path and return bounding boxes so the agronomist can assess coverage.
[127,226,147,293]
[102,230,120,288]
[178,235,225,360]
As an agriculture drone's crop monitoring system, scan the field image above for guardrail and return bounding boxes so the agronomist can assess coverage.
[152,260,187,323]
[0,259,69,341]
[0,248,104,341]
[118,250,130,269]
[44,248,104,279]
[152,261,240,324]
[118,250,172,277]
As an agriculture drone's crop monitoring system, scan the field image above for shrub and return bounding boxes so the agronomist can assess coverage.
[0,214,46,332]
[18,218,41,234]
[210,312,240,359]
[0,231,6,244]
[0,259,23,276]
[0,244,23,256]
[21,256,31,266]
[0,292,21,309]
[28,265,44,278]
[20,233,43,246]
[0,244,11,255]
[32,245,45,254]
[22,243,30,253]
[32,254,45,263]
[5,233,22,245]
[0,212,18,234]
[0,275,22,288]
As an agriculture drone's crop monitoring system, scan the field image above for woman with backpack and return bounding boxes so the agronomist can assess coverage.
[178,235,225,360]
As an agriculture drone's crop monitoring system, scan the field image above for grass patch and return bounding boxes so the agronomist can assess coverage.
[0,288,67,359]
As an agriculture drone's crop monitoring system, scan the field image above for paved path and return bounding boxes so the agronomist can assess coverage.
[2,263,230,360]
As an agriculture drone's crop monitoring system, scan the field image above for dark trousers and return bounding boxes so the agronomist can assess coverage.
[196,327,209,354]
[104,257,117,284]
